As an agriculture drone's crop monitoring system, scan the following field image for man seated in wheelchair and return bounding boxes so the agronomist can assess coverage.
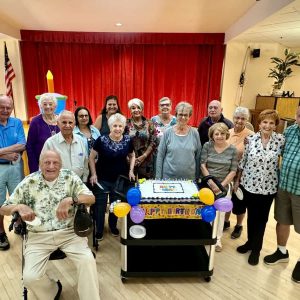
[0,150,100,300]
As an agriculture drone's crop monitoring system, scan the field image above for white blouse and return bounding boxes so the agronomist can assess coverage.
[239,131,285,195]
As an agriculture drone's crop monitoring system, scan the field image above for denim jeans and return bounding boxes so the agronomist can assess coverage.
[92,180,119,235]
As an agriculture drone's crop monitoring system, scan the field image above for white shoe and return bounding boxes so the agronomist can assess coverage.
[215,240,223,252]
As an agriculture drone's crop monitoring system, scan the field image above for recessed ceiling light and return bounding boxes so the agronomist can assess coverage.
[115,22,123,27]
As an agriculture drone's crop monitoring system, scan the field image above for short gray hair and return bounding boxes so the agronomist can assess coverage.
[108,113,126,128]
[159,97,172,105]
[58,110,75,120]
[175,101,193,116]
[233,106,250,120]
[128,98,144,110]
[39,149,62,165]
[38,93,57,110]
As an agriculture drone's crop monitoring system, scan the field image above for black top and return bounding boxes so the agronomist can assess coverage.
[93,134,134,182]
[100,113,110,135]
[198,114,234,145]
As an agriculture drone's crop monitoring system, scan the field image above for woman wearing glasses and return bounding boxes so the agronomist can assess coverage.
[156,101,201,180]
[74,106,100,155]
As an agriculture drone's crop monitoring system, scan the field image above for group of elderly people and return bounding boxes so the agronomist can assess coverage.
[0,92,299,299]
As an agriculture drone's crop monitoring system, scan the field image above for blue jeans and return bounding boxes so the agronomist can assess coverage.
[92,180,118,235]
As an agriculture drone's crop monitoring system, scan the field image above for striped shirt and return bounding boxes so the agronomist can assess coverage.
[279,124,300,195]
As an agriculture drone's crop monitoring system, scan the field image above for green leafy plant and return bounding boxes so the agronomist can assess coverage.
[268,49,300,90]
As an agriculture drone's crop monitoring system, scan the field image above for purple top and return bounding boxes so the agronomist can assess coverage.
[26,114,60,173]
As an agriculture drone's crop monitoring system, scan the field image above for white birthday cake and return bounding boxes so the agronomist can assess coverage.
[139,180,198,200]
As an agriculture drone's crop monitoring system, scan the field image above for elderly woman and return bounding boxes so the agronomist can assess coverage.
[151,97,177,140]
[224,107,254,239]
[201,123,238,251]
[89,113,135,240]
[94,95,122,135]
[74,106,100,155]
[126,98,158,179]
[156,101,201,179]
[27,93,60,173]
[236,109,285,265]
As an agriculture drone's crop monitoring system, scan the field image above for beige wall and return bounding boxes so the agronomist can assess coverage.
[0,38,27,121]
[221,41,300,120]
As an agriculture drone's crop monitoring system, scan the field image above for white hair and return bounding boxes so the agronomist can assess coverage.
[233,106,250,120]
[107,113,126,128]
[38,93,57,110]
[128,98,144,110]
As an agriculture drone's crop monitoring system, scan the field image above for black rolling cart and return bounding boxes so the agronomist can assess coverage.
[119,176,224,282]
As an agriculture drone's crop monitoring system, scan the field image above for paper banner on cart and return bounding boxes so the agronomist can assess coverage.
[140,204,204,219]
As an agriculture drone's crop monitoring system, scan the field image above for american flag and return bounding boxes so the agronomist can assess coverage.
[4,43,16,98]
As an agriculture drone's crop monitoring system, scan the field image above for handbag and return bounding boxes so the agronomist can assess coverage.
[74,203,93,237]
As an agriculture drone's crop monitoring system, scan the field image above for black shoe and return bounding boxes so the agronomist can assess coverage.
[231,225,243,239]
[54,280,62,300]
[248,251,260,266]
[96,232,103,241]
[14,224,22,235]
[264,248,289,265]
[237,242,251,254]
[292,262,300,283]
[110,227,119,237]
[0,233,10,251]
[223,221,230,231]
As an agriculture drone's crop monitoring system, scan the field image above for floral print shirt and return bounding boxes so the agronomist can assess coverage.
[126,117,158,178]
[151,115,177,141]
[239,131,285,195]
[3,169,93,232]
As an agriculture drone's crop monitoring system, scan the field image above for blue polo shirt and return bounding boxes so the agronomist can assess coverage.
[0,117,26,163]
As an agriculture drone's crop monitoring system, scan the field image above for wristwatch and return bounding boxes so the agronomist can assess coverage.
[72,196,79,206]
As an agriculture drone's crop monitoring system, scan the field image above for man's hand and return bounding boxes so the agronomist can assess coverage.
[17,204,36,221]
[0,152,19,161]
[56,197,73,220]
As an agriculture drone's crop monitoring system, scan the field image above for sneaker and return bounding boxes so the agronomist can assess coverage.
[215,240,222,252]
[54,280,62,300]
[110,227,119,237]
[248,251,260,266]
[0,233,10,251]
[95,233,103,241]
[292,262,300,283]
[264,248,289,265]
[231,225,243,239]
[237,242,251,254]
[223,221,230,231]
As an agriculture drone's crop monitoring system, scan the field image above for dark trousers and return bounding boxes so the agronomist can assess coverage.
[92,180,118,235]
[242,186,275,253]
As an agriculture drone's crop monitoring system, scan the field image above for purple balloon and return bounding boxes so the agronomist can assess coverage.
[213,197,233,212]
[130,206,145,224]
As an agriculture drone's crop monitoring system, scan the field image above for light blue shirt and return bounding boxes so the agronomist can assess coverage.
[0,117,26,163]
[73,125,100,155]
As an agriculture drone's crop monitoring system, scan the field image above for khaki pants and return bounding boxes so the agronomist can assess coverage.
[23,228,100,300]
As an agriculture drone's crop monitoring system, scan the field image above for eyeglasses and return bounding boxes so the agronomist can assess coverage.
[177,113,189,118]
[78,115,89,118]
[160,103,171,107]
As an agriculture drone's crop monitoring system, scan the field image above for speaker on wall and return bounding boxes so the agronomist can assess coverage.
[252,49,260,58]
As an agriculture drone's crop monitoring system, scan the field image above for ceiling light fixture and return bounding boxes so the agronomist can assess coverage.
[115,22,123,27]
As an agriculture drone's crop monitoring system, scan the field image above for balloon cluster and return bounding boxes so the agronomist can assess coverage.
[111,187,145,224]
[197,187,233,222]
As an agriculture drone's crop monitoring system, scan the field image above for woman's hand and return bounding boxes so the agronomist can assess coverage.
[129,170,135,181]
[135,154,146,166]
[208,179,221,195]
[233,180,240,193]
[89,174,97,186]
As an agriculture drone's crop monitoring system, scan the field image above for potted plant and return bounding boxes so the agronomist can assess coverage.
[268,49,300,96]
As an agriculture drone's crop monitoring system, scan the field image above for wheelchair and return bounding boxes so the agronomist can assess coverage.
[9,210,97,299]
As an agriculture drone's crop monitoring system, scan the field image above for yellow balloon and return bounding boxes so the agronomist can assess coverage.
[114,202,131,218]
[198,188,215,205]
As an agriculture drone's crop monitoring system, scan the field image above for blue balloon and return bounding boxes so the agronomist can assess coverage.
[126,187,141,206]
[201,205,216,222]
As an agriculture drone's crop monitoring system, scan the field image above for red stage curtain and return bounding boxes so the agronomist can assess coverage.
[20,31,225,126]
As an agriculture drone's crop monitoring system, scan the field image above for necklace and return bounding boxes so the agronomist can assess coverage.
[47,123,59,136]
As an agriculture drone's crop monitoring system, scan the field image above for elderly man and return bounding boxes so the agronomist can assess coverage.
[198,100,233,145]
[42,110,89,182]
[264,106,300,284]
[0,94,26,250]
[0,150,100,299]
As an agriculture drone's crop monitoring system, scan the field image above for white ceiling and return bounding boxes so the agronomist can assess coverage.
[1,0,300,47]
